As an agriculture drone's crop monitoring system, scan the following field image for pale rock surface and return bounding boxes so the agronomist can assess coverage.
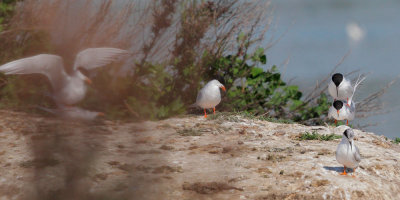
[0,110,398,199]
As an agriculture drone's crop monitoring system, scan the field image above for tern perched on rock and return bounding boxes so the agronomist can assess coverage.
[192,80,226,118]
[0,48,129,106]
[336,128,361,177]
[328,73,354,102]
[328,75,365,125]
[37,106,105,121]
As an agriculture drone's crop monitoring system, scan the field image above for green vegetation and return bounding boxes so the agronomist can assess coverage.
[392,137,400,144]
[0,0,331,125]
[0,0,17,32]
[298,131,342,141]
[207,111,294,124]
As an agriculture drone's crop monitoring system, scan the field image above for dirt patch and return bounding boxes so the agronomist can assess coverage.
[19,158,59,168]
[311,179,330,187]
[152,165,183,174]
[182,182,243,194]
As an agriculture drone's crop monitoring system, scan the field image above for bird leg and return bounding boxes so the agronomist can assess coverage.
[335,120,337,125]
[340,166,347,175]
[352,168,357,178]
[213,107,216,114]
[204,109,207,118]
[346,120,349,125]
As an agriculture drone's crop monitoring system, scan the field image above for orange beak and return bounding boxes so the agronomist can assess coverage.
[220,86,226,92]
[85,78,92,85]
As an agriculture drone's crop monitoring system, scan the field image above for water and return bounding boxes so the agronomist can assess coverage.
[266,0,400,138]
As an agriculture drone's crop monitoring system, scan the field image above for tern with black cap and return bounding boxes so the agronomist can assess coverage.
[328,75,365,125]
[328,73,353,103]
[336,128,361,177]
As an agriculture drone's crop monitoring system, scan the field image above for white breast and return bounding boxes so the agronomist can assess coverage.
[336,141,359,168]
[196,85,221,109]
[54,76,87,105]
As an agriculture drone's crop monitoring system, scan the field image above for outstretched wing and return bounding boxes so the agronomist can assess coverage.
[73,47,129,71]
[0,54,68,90]
[348,75,366,106]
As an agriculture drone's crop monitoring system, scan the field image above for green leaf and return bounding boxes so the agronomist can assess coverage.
[251,67,264,77]
[260,55,267,64]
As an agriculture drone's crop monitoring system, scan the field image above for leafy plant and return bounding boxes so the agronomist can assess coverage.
[205,44,330,124]
[298,131,341,141]
[393,138,400,144]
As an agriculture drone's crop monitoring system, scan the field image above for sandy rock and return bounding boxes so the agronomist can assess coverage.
[0,110,399,199]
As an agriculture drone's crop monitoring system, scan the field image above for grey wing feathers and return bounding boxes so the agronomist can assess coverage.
[354,145,361,162]
[73,48,129,70]
[0,54,67,89]
[196,88,205,105]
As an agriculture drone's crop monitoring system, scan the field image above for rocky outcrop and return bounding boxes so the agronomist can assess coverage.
[0,110,399,200]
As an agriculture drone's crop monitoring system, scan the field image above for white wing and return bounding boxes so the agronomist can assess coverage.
[73,47,129,71]
[348,75,366,106]
[0,54,68,90]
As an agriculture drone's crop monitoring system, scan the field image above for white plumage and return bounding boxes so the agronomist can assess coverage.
[193,79,226,118]
[328,75,365,125]
[336,128,361,176]
[0,48,129,106]
[328,73,353,101]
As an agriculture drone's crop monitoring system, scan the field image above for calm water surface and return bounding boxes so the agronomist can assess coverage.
[266,0,400,138]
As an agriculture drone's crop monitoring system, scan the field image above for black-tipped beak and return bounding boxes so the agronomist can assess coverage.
[336,86,338,97]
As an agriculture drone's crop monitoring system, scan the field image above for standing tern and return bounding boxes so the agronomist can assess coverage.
[336,128,361,177]
[192,79,226,118]
[0,47,129,106]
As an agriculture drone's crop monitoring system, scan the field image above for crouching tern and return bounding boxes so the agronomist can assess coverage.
[192,79,226,118]
[336,128,361,177]
[0,47,129,106]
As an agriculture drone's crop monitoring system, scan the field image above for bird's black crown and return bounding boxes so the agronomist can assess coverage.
[332,73,343,87]
[333,100,343,110]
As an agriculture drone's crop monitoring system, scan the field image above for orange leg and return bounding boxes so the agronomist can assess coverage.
[346,120,349,125]
[340,166,347,175]
[213,107,216,114]
[346,98,350,107]
[352,168,356,178]
[204,109,207,118]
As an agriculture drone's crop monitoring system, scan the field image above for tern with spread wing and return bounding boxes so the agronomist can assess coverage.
[192,80,226,118]
[0,48,129,106]
[328,75,365,125]
[336,128,361,177]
